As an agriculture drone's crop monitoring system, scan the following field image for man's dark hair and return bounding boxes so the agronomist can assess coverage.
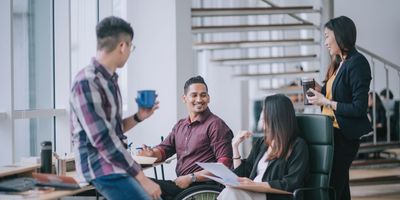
[380,89,394,99]
[96,16,134,53]
[184,76,208,94]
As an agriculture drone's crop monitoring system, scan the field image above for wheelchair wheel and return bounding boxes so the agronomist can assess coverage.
[174,184,223,200]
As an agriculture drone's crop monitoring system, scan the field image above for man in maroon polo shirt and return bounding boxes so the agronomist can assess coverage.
[138,75,233,200]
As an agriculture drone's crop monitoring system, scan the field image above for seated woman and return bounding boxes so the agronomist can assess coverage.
[218,94,309,200]
[367,92,387,141]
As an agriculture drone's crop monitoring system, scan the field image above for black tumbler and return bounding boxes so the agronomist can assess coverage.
[40,141,52,173]
[301,77,315,105]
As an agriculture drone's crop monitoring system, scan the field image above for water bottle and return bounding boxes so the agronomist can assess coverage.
[40,141,52,173]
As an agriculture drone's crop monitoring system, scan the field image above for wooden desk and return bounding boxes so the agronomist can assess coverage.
[0,155,176,199]
[0,164,94,200]
[39,186,94,200]
[0,163,40,178]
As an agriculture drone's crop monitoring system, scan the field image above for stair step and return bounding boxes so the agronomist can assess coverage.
[350,175,400,186]
[213,54,318,65]
[193,38,318,50]
[232,70,319,80]
[192,23,316,34]
[358,142,400,154]
[192,6,319,17]
[352,158,400,168]
[261,86,303,94]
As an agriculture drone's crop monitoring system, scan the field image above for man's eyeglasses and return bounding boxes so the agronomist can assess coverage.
[130,44,136,52]
[126,42,136,52]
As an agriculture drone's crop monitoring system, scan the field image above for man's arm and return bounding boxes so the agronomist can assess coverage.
[175,169,210,189]
[209,121,234,168]
[137,146,163,162]
[122,102,159,133]
[135,171,162,199]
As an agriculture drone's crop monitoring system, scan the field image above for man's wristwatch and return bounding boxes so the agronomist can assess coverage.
[190,173,196,183]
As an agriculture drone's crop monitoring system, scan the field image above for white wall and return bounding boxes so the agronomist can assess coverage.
[202,50,247,137]
[335,0,400,98]
[125,0,193,180]
[0,0,13,165]
[54,0,72,156]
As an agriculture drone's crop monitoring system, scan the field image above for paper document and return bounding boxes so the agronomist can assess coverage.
[197,162,292,194]
[196,162,239,186]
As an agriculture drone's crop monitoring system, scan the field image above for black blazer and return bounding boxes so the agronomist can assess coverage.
[234,137,309,200]
[322,48,373,140]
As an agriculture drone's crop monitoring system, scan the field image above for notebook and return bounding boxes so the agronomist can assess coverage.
[0,177,36,192]
[32,173,80,190]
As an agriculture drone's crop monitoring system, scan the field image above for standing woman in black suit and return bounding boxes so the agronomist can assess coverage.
[307,16,372,200]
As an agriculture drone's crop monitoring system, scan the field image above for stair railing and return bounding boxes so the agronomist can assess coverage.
[357,45,400,144]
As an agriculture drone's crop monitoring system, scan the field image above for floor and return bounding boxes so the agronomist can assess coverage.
[351,184,400,200]
[350,148,400,200]
[64,149,400,200]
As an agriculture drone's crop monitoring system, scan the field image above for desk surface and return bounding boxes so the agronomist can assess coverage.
[25,162,165,200]
[0,163,40,178]
[0,155,173,199]
[35,185,94,200]
[0,169,94,200]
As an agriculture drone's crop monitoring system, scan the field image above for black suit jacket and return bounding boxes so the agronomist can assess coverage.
[234,137,309,200]
[322,48,373,140]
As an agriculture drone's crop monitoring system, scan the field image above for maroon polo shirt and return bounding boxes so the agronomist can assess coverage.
[155,108,233,176]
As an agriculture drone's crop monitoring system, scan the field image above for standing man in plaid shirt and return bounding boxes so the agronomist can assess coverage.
[70,16,161,200]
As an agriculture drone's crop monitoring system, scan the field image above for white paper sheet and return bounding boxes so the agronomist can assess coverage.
[197,162,292,195]
[196,162,239,186]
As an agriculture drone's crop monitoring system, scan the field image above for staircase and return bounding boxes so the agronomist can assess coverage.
[191,0,323,108]
[191,0,400,170]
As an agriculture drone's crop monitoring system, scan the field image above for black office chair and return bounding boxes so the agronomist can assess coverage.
[173,184,223,200]
[293,114,335,200]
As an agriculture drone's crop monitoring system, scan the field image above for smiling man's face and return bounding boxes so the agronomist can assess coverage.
[182,83,210,116]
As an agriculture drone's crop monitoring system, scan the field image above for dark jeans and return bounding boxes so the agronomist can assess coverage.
[330,129,360,200]
[152,178,218,200]
[91,173,153,200]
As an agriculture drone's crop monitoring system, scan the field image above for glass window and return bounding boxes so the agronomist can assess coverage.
[14,118,53,162]
[13,0,54,110]
[113,0,128,113]
[70,0,97,83]
[12,0,54,163]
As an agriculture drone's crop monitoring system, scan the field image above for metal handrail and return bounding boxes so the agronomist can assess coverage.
[357,45,400,144]
[261,0,316,25]
[357,45,400,72]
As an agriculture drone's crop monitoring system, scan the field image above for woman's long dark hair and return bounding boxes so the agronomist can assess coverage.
[324,16,357,83]
[263,94,299,160]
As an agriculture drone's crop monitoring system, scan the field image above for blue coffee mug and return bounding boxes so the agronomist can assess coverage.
[136,90,156,108]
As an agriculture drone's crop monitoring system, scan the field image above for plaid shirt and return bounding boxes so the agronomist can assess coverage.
[70,58,141,183]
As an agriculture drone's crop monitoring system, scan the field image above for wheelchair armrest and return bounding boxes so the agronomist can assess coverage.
[293,186,335,200]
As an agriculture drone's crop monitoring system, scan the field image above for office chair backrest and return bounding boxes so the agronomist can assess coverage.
[296,114,334,199]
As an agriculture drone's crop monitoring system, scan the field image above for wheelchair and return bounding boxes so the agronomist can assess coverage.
[173,184,223,200]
